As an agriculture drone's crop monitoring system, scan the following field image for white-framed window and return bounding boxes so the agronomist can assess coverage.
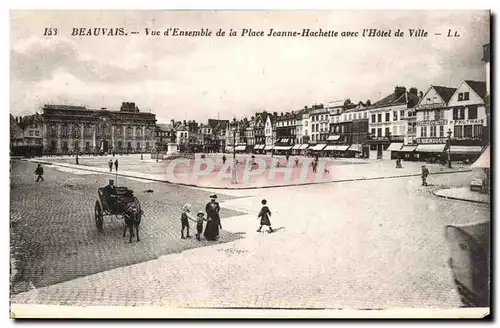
[423,111,430,120]
[421,126,427,137]
[430,126,437,137]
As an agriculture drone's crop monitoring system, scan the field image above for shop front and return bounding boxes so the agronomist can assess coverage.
[291,143,301,155]
[397,145,418,161]
[347,144,363,158]
[414,143,447,162]
[386,142,404,159]
[366,138,391,159]
[449,145,483,163]
[333,145,350,157]
[253,144,264,154]
[264,144,274,155]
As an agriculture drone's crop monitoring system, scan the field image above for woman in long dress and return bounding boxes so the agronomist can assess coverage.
[204,194,221,240]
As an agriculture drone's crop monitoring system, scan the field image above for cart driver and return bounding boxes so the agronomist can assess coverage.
[104,179,118,210]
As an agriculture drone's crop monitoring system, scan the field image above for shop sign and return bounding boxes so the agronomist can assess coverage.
[416,103,446,110]
[416,119,448,126]
[451,119,485,125]
[416,137,447,144]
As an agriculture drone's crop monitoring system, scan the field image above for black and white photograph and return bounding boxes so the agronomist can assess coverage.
[9,9,491,319]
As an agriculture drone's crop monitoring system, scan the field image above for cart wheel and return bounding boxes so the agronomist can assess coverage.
[94,201,104,232]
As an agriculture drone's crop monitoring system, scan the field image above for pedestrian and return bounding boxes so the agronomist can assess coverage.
[204,194,221,241]
[108,159,113,172]
[396,158,402,169]
[286,153,290,162]
[257,199,274,233]
[421,165,429,186]
[222,154,226,165]
[295,157,299,167]
[114,159,119,171]
[180,204,192,239]
[141,153,143,160]
[33,163,44,182]
[195,211,206,241]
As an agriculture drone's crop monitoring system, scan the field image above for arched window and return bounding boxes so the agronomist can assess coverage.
[126,126,133,138]
[61,124,69,137]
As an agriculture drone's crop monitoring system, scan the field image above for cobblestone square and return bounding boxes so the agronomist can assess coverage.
[10,158,490,309]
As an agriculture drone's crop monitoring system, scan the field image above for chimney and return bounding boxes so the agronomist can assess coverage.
[394,86,407,100]
[409,87,418,96]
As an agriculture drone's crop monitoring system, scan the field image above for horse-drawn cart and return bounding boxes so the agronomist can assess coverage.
[94,186,142,232]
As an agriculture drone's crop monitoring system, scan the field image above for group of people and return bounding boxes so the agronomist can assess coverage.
[181,194,222,241]
[180,195,275,241]
[108,159,119,172]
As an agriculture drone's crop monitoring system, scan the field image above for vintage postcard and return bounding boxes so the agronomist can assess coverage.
[9,10,491,319]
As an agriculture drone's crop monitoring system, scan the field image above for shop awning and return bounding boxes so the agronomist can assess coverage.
[400,145,417,152]
[264,145,274,150]
[327,135,341,141]
[324,145,337,151]
[348,144,362,152]
[291,144,301,150]
[335,145,350,151]
[312,144,327,151]
[415,144,446,153]
[387,143,404,151]
[274,146,292,151]
[449,146,483,154]
[471,146,490,169]
[253,144,262,149]
[225,146,234,152]
[235,145,246,151]
[299,144,309,150]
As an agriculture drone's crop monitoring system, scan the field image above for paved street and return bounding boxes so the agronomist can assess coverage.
[35,153,473,189]
[10,158,489,309]
[10,160,245,295]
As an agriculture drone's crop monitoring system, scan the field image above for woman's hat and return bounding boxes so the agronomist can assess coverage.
[182,204,191,211]
[210,194,217,199]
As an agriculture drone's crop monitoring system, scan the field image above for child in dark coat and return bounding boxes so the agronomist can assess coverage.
[257,199,274,233]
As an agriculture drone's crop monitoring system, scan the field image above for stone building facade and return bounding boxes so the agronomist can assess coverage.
[42,102,156,155]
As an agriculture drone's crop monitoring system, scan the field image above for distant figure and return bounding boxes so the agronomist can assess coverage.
[141,153,143,160]
[114,159,119,171]
[222,154,227,165]
[396,158,402,169]
[295,157,299,167]
[421,165,429,186]
[108,159,113,172]
[286,154,290,162]
[312,160,318,173]
[180,204,192,239]
[34,164,44,182]
[257,199,274,233]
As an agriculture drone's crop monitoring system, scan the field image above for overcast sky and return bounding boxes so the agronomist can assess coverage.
[10,10,489,123]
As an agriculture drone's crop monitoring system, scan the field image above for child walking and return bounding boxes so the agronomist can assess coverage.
[180,204,193,239]
[195,211,206,241]
[257,199,274,233]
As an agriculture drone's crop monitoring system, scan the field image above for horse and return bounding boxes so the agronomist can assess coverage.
[122,201,142,243]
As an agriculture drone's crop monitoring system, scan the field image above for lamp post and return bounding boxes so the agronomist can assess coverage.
[447,128,452,168]
[76,138,79,165]
[230,118,238,184]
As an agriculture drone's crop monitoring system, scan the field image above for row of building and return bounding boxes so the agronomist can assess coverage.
[11,44,490,162]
